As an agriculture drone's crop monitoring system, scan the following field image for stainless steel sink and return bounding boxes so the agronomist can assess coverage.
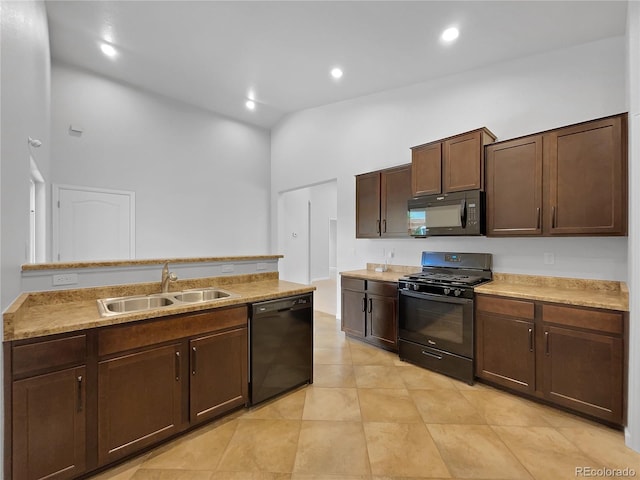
[99,294,175,315]
[172,288,233,303]
[97,288,238,317]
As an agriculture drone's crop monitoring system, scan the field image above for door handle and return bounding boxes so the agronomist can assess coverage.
[545,331,550,355]
[551,206,556,229]
[536,208,541,230]
[191,346,197,375]
[368,298,373,313]
[362,297,367,312]
[175,351,181,381]
[376,220,381,234]
[77,375,83,412]
[383,219,387,233]
[528,328,534,352]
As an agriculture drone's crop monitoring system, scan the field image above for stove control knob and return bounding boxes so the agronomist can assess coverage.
[443,288,451,295]
[412,283,420,291]
[453,289,462,297]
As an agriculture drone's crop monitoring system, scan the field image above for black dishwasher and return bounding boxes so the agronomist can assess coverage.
[249,293,313,405]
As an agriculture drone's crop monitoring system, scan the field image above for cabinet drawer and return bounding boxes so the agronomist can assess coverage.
[542,304,623,335]
[366,280,397,297]
[13,334,86,378]
[342,277,365,291]
[476,295,534,319]
[99,306,248,357]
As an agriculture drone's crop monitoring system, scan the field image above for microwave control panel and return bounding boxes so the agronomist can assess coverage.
[467,202,478,226]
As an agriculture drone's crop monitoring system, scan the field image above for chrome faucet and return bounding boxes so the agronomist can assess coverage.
[161,262,178,293]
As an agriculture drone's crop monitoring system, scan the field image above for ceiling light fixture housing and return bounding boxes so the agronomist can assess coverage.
[440,27,459,43]
[100,43,118,58]
[330,67,343,79]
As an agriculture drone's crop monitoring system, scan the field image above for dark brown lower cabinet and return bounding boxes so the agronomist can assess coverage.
[366,293,397,351]
[97,343,182,466]
[476,312,535,394]
[12,366,86,480]
[7,305,252,479]
[189,327,248,424]
[475,294,626,426]
[341,286,366,338]
[542,324,623,423]
[341,276,398,352]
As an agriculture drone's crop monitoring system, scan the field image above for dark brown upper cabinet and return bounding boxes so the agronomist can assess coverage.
[486,113,628,237]
[411,128,496,196]
[356,164,411,238]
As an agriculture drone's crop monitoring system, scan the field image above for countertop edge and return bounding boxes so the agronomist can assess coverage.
[22,255,284,271]
[5,280,315,342]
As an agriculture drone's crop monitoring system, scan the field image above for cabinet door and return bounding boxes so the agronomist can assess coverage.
[365,294,398,351]
[486,136,543,236]
[356,172,381,238]
[476,313,535,394]
[411,142,442,196]
[190,328,248,424]
[341,289,365,338]
[443,131,482,193]
[13,366,86,480]
[98,343,182,466]
[381,165,411,237]
[542,325,623,424]
[546,115,627,235]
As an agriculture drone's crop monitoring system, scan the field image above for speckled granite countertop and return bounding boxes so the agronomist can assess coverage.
[475,273,628,312]
[340,266,628,312]
[340,264,421,283]
[4,272,314,341]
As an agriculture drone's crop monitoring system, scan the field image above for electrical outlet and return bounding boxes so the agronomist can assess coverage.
[52,273,78,286]
[543,253,555,265]
[221,264,234,273]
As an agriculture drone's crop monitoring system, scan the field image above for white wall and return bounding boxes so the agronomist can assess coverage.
[626,0,640,452]
[271,36,628,283]
[1,0,51,310]
[50,62,272,260]
[0,1,52,474]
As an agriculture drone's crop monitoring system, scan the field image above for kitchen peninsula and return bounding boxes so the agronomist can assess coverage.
[4,255,315,480]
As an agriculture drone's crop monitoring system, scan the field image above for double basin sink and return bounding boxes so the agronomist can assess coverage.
[97,288,238,317]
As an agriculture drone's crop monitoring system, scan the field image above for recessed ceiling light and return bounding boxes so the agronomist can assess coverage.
[100,43,117,57]
[245,100,256,110]
[330,67,343,79]
[441,27,459,43]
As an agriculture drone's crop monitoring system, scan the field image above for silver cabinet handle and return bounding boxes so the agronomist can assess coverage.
[175,351,181,381]
[192,346,197,376]
[528,328,534,352]
[545,331,550,355]
[77,375,83,412]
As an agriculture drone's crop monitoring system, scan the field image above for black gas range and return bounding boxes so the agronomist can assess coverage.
[398,251,492,384]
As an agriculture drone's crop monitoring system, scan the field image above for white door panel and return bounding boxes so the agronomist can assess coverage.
[54,185,135,261]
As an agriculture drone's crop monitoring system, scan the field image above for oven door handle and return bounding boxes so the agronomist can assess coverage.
[399,289,472,305]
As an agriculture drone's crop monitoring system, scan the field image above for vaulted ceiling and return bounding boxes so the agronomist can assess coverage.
[46,1,628,129]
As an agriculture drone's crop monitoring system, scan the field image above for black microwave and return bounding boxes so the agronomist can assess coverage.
[408,190,485,237]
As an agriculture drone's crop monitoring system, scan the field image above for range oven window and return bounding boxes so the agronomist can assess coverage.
[399,292,473,358]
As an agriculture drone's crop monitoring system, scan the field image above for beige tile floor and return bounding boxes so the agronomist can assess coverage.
[89,311,640,480]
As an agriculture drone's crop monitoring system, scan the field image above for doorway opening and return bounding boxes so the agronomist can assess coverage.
[28,156,46,263]
[277,180,337,315]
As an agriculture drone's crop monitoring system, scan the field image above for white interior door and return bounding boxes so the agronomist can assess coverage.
[53,185,135,262]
